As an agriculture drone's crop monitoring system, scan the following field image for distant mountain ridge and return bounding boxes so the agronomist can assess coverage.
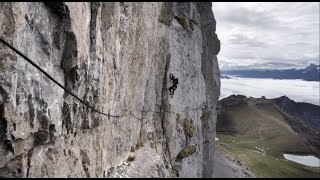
[274,96,320,131]
[221,64,320,81]
[220,74,232,79]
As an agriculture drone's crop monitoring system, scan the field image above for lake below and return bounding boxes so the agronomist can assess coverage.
[283,154,320,167]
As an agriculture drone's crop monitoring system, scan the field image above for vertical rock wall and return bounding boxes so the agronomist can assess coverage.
[0,2,220,178]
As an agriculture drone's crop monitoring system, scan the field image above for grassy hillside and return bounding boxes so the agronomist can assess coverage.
[216,97,320,177]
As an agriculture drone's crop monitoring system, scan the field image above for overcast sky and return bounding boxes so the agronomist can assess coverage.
[212,2,319,70]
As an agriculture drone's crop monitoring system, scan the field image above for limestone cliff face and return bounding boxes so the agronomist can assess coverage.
[0,2,220,178]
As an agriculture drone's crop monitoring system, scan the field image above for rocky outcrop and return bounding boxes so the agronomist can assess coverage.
[0,2,220,178]
[275,95,320,131]
[217,95,247,114]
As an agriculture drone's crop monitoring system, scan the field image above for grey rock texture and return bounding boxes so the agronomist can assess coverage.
[107,146,170,178]
[0,2,220,178]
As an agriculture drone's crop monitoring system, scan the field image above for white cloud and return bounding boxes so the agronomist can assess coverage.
[212,2,320,70]
[229,34,267,48]
[220,77,320,105]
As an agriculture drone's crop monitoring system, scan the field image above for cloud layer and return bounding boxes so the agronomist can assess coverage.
[212,2,319,70]
[220,77,320,105]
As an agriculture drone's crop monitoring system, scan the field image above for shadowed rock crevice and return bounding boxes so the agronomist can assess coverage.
[160,53,172,162]
[90,2,101,54]
[44,2,70,19]
[198,2,221,178]
[158,2,174,26]
[61,31,78,90]
[62,101,73,134]
[81,150,91,178]
[26,148,34,178]
[0,154,23,178]
[0,87,14,155]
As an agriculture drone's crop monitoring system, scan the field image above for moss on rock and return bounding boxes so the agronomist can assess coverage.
[183,118,196,137]
[174,16,198,31]
[172,166,179,177]
[200,107,209,127]
[174,16,189,29]
[177,144,197,160]
[176,113,180,122]
[135,139,144,150]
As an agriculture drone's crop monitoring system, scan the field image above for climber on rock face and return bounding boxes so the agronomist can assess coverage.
[169,73,179,97]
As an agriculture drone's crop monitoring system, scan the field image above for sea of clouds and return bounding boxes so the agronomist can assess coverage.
[220,77,320,106]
